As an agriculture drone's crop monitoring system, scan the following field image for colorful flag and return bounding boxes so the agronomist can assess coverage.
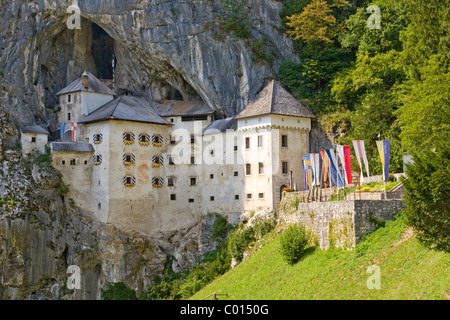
[336,145,353,185]
[376,140,390,182]
[352,140,370,182]
[60,122,66,141]
[309,153,320,186]
[320,150,329,185]
[326,149,344,187]
[71,122,77,142]
[302,155,313,191]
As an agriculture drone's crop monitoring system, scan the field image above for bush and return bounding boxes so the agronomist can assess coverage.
[101,282,137,300]
[211,215,232,240]
[279,224,309,265]
[228,226,256,262]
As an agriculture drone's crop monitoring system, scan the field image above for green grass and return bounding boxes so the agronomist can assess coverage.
[191,212,450,300]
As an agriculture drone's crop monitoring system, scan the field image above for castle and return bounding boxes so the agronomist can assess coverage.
[26,72,315,235]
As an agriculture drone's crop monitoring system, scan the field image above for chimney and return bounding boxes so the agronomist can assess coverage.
[82,71,89,89]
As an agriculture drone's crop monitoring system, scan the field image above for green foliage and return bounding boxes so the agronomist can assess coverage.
[368,214,386,230]
[211,215,233,240]
[250,38,275,65]
[220,0,252,38]
[101,282,137,300]
[228,226,256,262]
[55,181,69,196]
[279,224,309,264]
[401,150,450,253]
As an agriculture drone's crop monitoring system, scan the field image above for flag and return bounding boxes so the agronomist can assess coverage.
[309,153,320,186]
[336,145,352,185]
[326,149,344,187]
[320,150,329,185]
[71,122,77,142]
[376,140,390,182]
[302,155,313,191]
[60,122,66,141]
[352,140,370,182]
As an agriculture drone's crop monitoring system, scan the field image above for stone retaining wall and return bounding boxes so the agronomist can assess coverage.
[278,192,406,249]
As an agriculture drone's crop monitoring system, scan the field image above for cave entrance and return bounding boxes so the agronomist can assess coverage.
[91,23,115,80]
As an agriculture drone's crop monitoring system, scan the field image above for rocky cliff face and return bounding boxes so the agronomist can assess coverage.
[0,0,296,144]
[0,0,301,299]
[0,150,225,299]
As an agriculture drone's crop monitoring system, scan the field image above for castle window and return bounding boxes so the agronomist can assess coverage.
[210,196,215,201]
[258,193,264,199]
[169,157,175,165]
[139,133,151,146]
[282,161,288,174]
[190,135,195,144]
[258,135,263,148]
[62,160,66,165]
[170,118,174,123]
[210,174,214,179]
[123,153,135,166]
[84,160,88,165]
[123,176,136,187]
[170,136,176,144]
[152,135,163,147]
[93,133,103,144]
[245,137,250,150]
[170,194,176,201]
[167,177,175,187]
[67,94,72,104]
[234,170,238,176]
[247,193,252,199]
[188,198,194,203]
[98,203,101,210]
[190,156,195,165]
[235,195,239,200]
[190,177,197,186]
[282,135,288,148]
[152,156,164,168]
[93,154,103,165]
[234,145,238,151]
[258,162,264,175]
[31,137,36,143]
[70,158,76,166]
[210,149,214,156]
[123,132,135,145]
[152,177,164,188]
[68,113,71,121]
[245,163,251,176]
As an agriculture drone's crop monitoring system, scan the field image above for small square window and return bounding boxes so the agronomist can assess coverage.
[210,174,214,179]
[191,135,195,144]
[234,195,239,200]
[168,177,174,187]
[210,149,214,156]
[170,118,174,123]
[190,156,195,165]
[169,157,175,165]
[62,160,66,165]
[259,162,264,175]
[210,196,215,201]
[233,171,238,177]
[247,193,252,199]
[170,136,176,144]
[234,145,238,151]
[84,160,88,165]
[188,198,194,203]
[258,193,264,199]
[31,137,36,143]
[190,177,197,186]
[70,159,76,166]
[170,194,176,201]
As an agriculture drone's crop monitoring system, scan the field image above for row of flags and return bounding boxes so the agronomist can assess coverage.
[60,122,77,142]
[302,140,391,191]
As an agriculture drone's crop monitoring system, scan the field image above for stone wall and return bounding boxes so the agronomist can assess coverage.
[278,192,406,249]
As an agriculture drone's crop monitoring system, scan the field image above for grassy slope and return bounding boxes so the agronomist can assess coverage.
[191,213,450,300]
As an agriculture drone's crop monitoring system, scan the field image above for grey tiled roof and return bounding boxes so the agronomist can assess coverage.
[203,117,237,135]
[235,80,315,119]
[55,71,116,96]
[51,142,95,152]
[79,95,171,125]
[22,125,49,134]
[156,100,214,116]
